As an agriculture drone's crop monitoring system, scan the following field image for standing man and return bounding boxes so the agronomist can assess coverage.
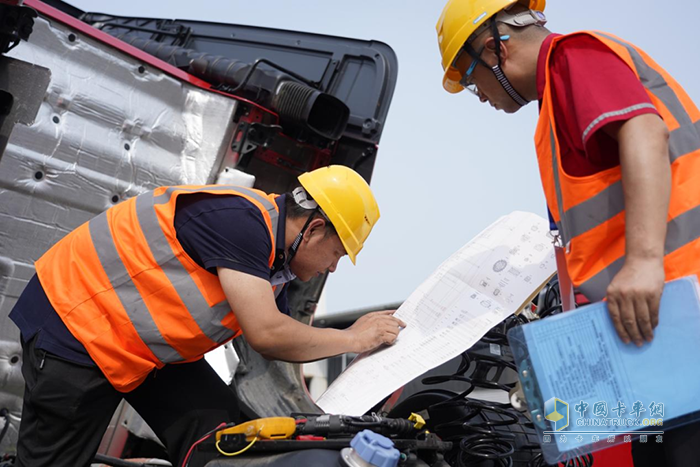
[10,165,405,467]
[435,0,700,465]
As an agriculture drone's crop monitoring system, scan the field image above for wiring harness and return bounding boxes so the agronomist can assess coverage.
[388,278,593,467]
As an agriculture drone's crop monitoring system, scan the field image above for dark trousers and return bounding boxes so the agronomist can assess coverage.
[631,421,700,467]
[16,336,241,467]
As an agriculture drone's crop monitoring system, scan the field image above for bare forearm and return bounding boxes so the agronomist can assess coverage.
[251,316,355,362]
[254,309,406,362]
[605,114,670,345]
[618,114,670,262]
[218,268,403,362]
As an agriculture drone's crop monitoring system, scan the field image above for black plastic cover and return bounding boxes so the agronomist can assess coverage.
[43,0,398,146]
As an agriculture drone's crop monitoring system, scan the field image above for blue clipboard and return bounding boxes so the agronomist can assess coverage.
[507,276,700,463]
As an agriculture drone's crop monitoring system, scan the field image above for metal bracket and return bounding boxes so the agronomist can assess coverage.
[231,121,282,155]
[0,56,51,163]
[361,118,381,136]
[247,122,282,148]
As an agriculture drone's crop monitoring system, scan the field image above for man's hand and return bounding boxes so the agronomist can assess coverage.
[347,310,407,353]
[606,258,664,346]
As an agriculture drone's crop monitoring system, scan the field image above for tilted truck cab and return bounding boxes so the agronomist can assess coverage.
[0,0,397,457]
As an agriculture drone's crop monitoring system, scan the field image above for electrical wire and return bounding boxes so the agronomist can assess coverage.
[215,434,259,457]
[410,288,596,467]
[561,452,594,467]
[527,451,594,467]
[423,349,518,395]
[538,304,563,319]
[537,279,567,319]
[438,400,519,467]
[458,435,515,467]
[181,422,229,467]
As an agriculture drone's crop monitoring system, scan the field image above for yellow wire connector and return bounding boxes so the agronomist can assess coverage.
[408,413,426,430]
[216,435,259,457]
[215,417,297,442]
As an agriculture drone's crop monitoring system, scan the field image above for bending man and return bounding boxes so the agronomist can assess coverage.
[10,165,405,466]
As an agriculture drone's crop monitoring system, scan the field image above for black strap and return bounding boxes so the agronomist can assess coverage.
[489,18,529,107]
[276,207,319,273]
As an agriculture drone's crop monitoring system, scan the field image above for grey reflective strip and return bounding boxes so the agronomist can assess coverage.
[137,186,279,346]
[596,33,692,127]
[562,121,700,242]
[135,192,235,344]
[153,186,279,236]
[597,32,698,162]
[555,220,563,235]
[274,284,284,299]
[153,186,179,205]
[669,120,700,163]
[88,210,183,363]
[549,127,569,244]
[582,104,658,143]
[554,34,700,242]
[229,186,280,237]
[578,205,700,300]
[665,204,700,255]
[562,181,625,243]
[577,256,624,302]
[153,185,265,204]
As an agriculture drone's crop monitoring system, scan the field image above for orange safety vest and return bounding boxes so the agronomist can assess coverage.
[535,31,700,302]
[35,185,282,392]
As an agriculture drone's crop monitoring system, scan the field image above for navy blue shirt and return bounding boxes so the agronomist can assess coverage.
[10,192,291,365]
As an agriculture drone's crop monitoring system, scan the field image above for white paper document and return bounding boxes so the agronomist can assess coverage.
[316,211,557,416]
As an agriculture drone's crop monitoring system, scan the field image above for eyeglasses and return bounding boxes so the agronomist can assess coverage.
[454,34,510,97]
[459,52,482,95]
[456,44,486,97]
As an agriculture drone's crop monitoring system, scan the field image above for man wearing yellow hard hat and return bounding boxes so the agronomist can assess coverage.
[436,0,700,464]
[9,165,405,467]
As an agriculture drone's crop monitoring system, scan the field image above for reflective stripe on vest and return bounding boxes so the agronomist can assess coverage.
[37,185,282,392]
[537,31,700,301]
[89,186,279,363]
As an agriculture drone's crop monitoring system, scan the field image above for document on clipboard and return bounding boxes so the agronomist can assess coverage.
[507,276,700,464]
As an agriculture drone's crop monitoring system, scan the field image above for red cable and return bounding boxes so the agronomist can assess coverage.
[182,422,227,467]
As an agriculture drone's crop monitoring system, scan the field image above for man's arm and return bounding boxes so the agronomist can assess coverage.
[218,267,406,361]
[604,113,671,346]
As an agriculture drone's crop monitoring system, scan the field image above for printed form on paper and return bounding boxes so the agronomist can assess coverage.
[316,211,557,416]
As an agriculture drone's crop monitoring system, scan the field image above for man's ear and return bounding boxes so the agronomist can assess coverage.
[483,36,509,63]
[303,217,327,242]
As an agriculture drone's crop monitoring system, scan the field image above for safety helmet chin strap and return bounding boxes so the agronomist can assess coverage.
[285,187,321,267]
[489,18,529,107]
[468,9,546,107]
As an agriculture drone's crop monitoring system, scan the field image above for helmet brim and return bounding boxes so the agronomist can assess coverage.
[443,67,465,94]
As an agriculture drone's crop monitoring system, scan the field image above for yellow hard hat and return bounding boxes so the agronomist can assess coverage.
[436,0,546,93]
[298,165,380,264]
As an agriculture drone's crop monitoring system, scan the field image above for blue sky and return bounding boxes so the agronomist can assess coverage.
[70,1,700,313]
